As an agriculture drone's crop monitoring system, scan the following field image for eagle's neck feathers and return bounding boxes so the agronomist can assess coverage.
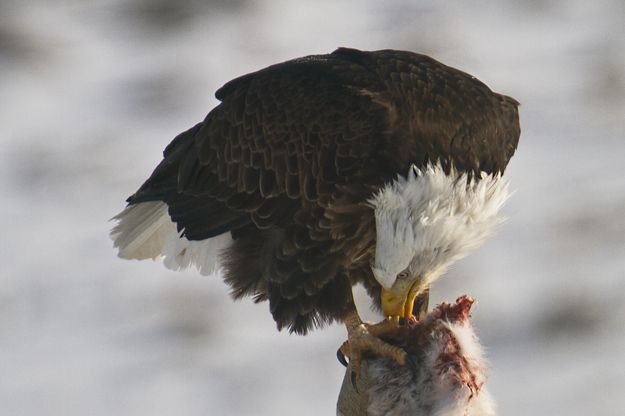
[369,164,510,290]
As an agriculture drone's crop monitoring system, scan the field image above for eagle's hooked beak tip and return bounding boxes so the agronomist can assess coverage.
[381,278,422,319]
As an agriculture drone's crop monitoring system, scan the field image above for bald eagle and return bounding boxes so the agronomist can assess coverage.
[111,48,519,341]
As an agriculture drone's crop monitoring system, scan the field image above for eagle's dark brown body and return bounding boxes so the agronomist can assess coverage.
[125,48,520,333]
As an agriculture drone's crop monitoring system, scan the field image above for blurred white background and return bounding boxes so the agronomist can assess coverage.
[1,0,624,415]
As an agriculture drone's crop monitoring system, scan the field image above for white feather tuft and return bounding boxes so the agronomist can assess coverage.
[110,201,176,260]
[368,163,510,290]
[110,201,232,275]
[161,231,232,276]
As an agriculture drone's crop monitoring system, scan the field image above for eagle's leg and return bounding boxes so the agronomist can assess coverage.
[338,309,407,380]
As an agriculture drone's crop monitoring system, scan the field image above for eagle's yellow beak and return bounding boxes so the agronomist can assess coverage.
[381,278,422,318]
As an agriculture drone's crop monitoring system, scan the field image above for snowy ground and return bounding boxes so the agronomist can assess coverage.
[1,1,624,415]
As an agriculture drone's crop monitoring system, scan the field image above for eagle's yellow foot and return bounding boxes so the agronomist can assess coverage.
[338,312,407,389]
[367,315,416,336]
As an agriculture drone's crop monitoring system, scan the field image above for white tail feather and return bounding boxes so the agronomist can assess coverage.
[162,231,232,275]
[110,201,231,274]
[110,201,175,260]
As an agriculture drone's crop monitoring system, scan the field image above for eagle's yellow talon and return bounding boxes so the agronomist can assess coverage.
[341,312,408,380]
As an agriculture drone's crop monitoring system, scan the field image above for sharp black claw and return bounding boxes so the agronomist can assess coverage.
[350,371,359,393]
[398,317,407,326]
[336,348,348,367]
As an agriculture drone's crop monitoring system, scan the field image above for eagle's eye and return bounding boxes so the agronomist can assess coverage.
[397,270,410,280]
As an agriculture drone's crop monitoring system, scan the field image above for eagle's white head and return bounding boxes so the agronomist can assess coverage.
[368,164,510,317]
